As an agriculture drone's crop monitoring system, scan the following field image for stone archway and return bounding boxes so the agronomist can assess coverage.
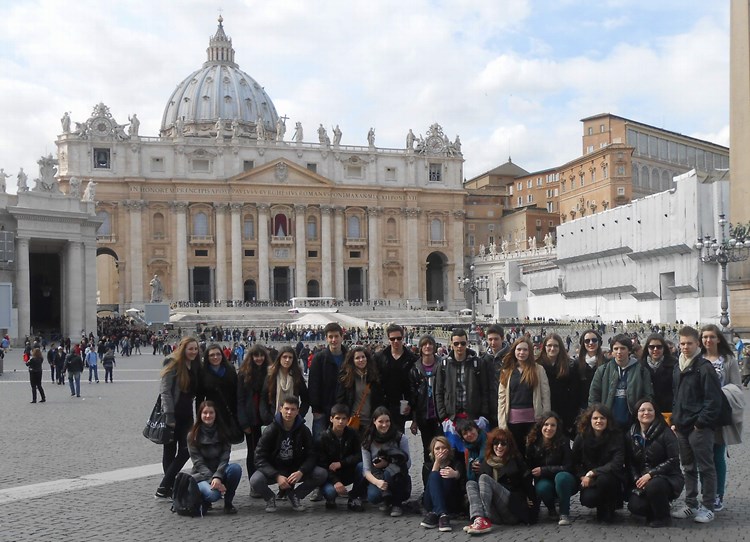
[426,251,447,304]
[96,247,119,305]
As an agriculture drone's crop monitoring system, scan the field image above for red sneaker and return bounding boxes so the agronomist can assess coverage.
[467,517,493,535]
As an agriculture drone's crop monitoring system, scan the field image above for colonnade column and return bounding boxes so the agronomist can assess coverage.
[66,241,84,338]
[172,201,189,302]
[295,204,307,298]
[257,203,270,301]
[367,207,381,301]
[127,200,145,305]
[405,207,420,302]
[320,205,333,297]
[16,237,30,341]
[451,209,465,308]
[83,241,97,333]
[333,206,345,300]
[214,203,228,302]
[230,203,243,301]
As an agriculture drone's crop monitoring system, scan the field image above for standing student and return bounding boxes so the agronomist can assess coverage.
[376,324,417,432]
[336,346,384,441]
[262,346,309,422]
[638,333,675,420]
[196,344,240,440]
[102,348,116,383]
[26,347,46,403]
[237,344,271,488]
[409,335,444,465]
[309,323,348,441]
[497,337,550,456]
[575,330,606,411]
[481,325,510,429]
[155,336,201,500]
[435,328,486,424]
[537,334,580,439]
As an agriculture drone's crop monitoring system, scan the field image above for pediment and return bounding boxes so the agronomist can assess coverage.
[229,159,334,187]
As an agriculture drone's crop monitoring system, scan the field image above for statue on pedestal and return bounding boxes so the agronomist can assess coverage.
[0,169,9,192]
[16,168,28,192]
[332,124,342,146]
[292,122,303,143]
[150,275,163,303]
[367,127,375,147]
[61,112,71,133]
[83,180,96,201]
[128,114,140,137]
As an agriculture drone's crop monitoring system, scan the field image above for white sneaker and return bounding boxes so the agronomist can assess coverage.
[671,504,698,519]
[694,506,715,524]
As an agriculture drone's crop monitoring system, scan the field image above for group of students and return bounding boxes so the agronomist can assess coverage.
[152,321,742,531]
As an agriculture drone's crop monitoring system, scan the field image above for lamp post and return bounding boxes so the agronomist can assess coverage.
[457,264,489,330]
[696,214,750,330]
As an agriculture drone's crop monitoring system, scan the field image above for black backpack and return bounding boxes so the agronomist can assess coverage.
[170,472,203,517]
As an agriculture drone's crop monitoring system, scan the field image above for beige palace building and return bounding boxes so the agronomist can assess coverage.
[55,19,466,310]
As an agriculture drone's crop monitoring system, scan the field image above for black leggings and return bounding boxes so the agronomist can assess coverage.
[29,371,45,402]
[627,476,673,521]
[160,416,191,490]
[244,425,262,480]
[580,472,621,518]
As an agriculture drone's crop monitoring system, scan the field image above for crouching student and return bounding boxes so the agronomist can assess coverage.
[252,395,327,512]
[359,406,412,517]
[420,436,466,532]
[188,401,242,514]
[317,403,364,510]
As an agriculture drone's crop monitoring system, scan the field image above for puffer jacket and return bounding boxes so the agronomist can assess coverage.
[626,419,683,498]
[188,424,231,482]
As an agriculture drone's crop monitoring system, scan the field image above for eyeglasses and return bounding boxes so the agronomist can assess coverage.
[583,338,599,344]
[647,344,664,350]
[208,352,223,358]
[388,336,403,342]
[493,440,508,447]
[453,341,467,347]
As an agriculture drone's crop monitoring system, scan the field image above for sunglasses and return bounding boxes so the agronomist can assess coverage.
[583,338,599,344]
[388,336,403,342]
[453,341,467,347]
[493,440,508,447]
[647,344,664,350]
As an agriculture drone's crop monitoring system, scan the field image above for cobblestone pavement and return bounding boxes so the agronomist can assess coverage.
[1,351,748,542]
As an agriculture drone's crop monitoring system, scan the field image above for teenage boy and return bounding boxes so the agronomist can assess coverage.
[481,325,508,428]
[316,404,364,510]
[435,328,487,423]
[377,324,417,431]
[309,323,348,441]
[670,326,723,524]
[251,396,327,512]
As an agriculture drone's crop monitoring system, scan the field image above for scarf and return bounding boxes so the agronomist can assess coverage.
[646,356,661,370]
[198,423,220,445]
[486,454,506,469]
[585,354,598,368]
[679,351,698,372]
[275,371,293,411]
[373,425,399,444]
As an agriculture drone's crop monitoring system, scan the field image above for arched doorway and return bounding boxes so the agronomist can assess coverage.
[426,252,447,305]
[96,247,119,306]
[307,280,320,297]
[244,279,257,302]
[273,267,290,302]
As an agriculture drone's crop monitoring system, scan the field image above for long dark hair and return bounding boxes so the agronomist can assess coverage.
[577,329,606,375]
[576,403,614,437]
[700,324,735,359]
[188,400,228,445]
[239,343,271,386]
[339,346,379,388]
[639,333,673,364]
[526,410,567,450]
[537,333,571,379]
[266,345,304,400]
[362,406,397,448]
[202,343,231,369]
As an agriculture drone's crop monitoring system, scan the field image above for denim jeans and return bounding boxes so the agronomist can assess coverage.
[424,470,460,515]
[197,463,242,505]
[320,467,360,502]
[358,462,411,507]
[713,442,727,497]
[88,364,99,382]
[249,466,327,500]
[534,472,576,515]
[68,371,81,396]
[312,414,328,443]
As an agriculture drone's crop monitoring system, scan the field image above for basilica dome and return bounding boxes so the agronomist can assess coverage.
[160,17,279,139]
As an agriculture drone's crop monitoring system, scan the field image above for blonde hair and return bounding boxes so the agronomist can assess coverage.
[160,336,199,392]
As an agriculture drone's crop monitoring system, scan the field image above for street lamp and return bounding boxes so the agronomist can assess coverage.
[696,214,750,330]
[457,264,489,329]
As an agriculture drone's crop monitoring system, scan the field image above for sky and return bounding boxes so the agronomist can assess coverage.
[0,0,730,192]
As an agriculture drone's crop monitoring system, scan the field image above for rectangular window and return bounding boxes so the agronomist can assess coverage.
[617,187,626,195]
[244,249,255,257]
[307,163,317,173]
[488,235,494,245]
[527,194,533,203]
[536,178,542,187]
[535,219,541,226]
[385,167,397,181]
[192,159,210,173]
[428,163,442,182]
[616,165,625,175]
[517,196,522,206]
[243,160,254,171]
[349,251,361,258]
[0,231,14,262]
[467,234,475,247]
[487,224,495,232]
[549,220,554,227]
[93,148,111,169]
[468,224,475,231]
[517,182,523,191]
[346,165,363,178]
[546,202,553,213]
[150,157,165,172]
[307,250,318,258]
[195,249,208,257]
[600,124,605,133]
[586,145,594,153]
[587,127,593,135]
[527,180,532,188]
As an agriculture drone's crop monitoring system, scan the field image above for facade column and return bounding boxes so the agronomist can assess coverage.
[295,204,307,298]
[127,200,145,305]
[172,201,189,302]
[257,203,270,301]
[230,203,243,301]
[214,203,229,301]
[451,209,466,309]
[333,206,345,300]
[320,205,333,297]
[405,208,421,302]
[83,241,97,334]
[16,237,30,341]
[367,207,381,301]
[66,241,84,339]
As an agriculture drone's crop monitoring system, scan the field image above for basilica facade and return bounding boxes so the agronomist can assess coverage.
[56,18,466,310]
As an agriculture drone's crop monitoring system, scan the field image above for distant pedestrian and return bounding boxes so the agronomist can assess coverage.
[26,347,46,403]
[85,346,99,383]
[102,348,116,382]
[64,346,84,397]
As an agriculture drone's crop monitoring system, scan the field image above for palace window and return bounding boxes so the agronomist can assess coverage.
[347,215,361,238]
[428,163,442,183]
[243,216,254,240]
[93,148,110,169]
[430,219,443,242]
[193,212,208,236]
[306,216,318,240]
[96,211,111,236]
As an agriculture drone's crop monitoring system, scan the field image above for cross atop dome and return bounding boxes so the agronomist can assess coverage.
[206,15,236,67]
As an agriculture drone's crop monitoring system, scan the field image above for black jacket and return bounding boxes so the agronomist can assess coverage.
[525,438,573,481]
[196,362,239,426]
[641,356,676,415]
[308,346,348,416]
[434,349,486,421]
[481,346,509,427]
[335,375,384,419]
[254,413,317,478]
[626,420,684,498]
[64,353,84,373]
[316,426,362,484]
[571,430,625,482]
[541,361,581,437]
[376,345,417,414]
[408,359,440,423]
[237,365,267,430]
[671,355,723,432]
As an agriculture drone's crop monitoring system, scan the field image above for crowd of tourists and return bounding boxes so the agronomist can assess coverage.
[151,321,744,531]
